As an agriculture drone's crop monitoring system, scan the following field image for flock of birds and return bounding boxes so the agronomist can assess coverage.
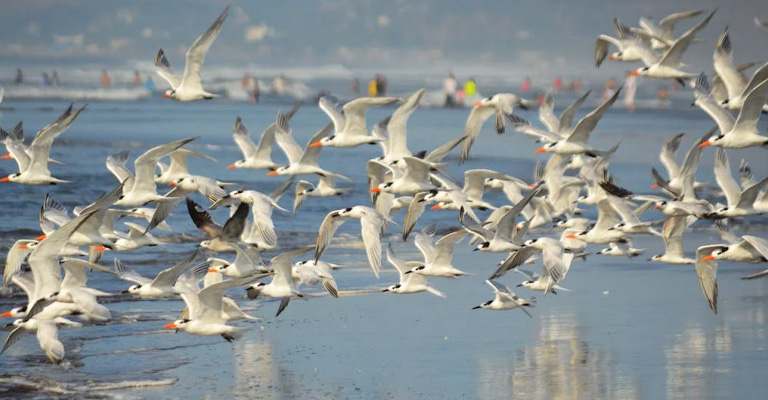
[1,6,768,366]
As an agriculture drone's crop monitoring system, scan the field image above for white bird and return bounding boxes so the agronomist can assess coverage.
[694,244,721,314]
[110,222,160,251]
[165,273,268,341]
[155,148,217,184]
[314,206,388,278]
[516,250,574,296]
[696,71,768,149]
[369,156,440,196]
[293,175,349,213]
[459,93,530,163]
[0,104,84,185]
[649,216,697,264]
[701,229,768,279]
[406,225,468,278]
[707,148,768,218]
[629,10,715,82]
[268,112,349,179]
[606,197,661,236]
[566,199,627,245]
[531,89,621,155]
[473,280,536,316]
[207,243,265,278]
[215,183,292,250]
[382,244,445,297]
[115,251,205,297]
[635,9,704,50]
[226,104,300,170]
[113,137,198,207]
[186,198,248,252]
[464,186,541,252]
[596,241,645,257]
[2,319,65,364]
[711,27,768,112]
[154,6,229,101]
[246,247,313,316]
[537,90,592,137]
[292,259,339,298]
[595,19,658,67]
[380,89,425,164]
[311,96,400,148]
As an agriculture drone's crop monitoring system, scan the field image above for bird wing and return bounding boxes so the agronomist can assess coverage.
[27,104,84,176]
[273,111,303,164]
[538,92,560,132]
[318,97,346,134]
[132,137,197,194]
[695,244,721,313]
[714,148,741,207]
[567,87,621,145]
[660,133,684,180]
[300,123,334,167]
[594,35,621,67]
[153,250,199,288]
[506,114,563,142]
[341,97,399,137]
[713,28,745,101]
[178,5,229,93]
[232,117,258,159]
[113,258,152,285]
[558,90,592,133]
[314,211,350,262]
[433,229,466,265]
[733,78,768,133]
[185,197,222,239]
[737,176,768,209]
[198,273,268,323]
[153,49,182,89]
[388,89,424,159]
[106,150,135,187]
[693,73,735,134]
[361,213,385,277]
[658,10,715,67]
[459,104,496,163]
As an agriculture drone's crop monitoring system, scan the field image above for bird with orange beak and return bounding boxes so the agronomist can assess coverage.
[310,96,400,148]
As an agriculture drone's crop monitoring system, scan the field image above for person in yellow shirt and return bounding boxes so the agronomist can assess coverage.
[463,78,476,97]
[368,78,378,96]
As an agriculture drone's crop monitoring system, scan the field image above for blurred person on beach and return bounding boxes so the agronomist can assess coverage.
[15,68,23,84]
[601,78,616,102]
[42,72,51,86]
[624,73,637,112]
[554,76,563,91]
[101,70,110,87]
[134,71,142,86]
[521,77,532,93]
[272,75,286,95]
[51,71,59,86]
[351,78,360,96]
[145,76,155,92]
[463,77,476,98]
[242,74,251,88]
[376,74,388,96]
[444,71,457,107]
[250,77,260,104]
[368,77,377,96]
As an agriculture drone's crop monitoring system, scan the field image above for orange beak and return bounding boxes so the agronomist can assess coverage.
[473,101,483,108]
[226,164,237,169]
[702,255,716,262]
[309,141,323,148]
[608,55,616,61]
[629,71,640,77]
[162,93,170,98]
[163,322,177,329]
[534,147,547,154]
[0,154,11,160]
[93,245,108,252]
[369,187,381,193]
[699,140,712,148]
[0,177,10,183]
[208,268,218,273]
[18,244,28,250]
[35,234,47,241]
[0,311,12,318]
[528,183,536,188]
[168,182,176,187]
[267,170,279,176]
[654,204,661,210]
[565,234,578,239]
[430,204,442,210]
[651,183,659,189]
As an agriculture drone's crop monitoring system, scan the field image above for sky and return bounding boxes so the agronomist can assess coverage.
[0,0,766,82]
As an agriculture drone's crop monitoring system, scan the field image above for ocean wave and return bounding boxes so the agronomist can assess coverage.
[3,86,151,101]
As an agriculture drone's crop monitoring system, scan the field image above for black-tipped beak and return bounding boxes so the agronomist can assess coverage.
[121,290,130,294]
[382,288,389,292]
[404,270,412,274]
[472,248,479,252]
[472,305,482,310]
[195,244,202,247]
[516,284,523,287]
[518,103,529,110]
[4,322,14,328]
[607,227,615,231]
[222,194,231,199]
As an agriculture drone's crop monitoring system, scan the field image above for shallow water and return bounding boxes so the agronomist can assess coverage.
[1,96,768,399]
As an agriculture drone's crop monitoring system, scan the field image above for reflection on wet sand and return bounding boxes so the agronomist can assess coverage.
[665,323,732,400]
[233,338,280,400]
[481,313,639,399]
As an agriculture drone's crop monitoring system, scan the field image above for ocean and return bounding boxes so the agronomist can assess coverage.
[1,87,768,399]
